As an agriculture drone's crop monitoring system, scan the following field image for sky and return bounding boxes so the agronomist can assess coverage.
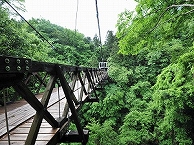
[22,0,137,42]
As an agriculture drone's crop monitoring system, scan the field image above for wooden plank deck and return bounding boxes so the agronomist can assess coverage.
[0,80,91,145]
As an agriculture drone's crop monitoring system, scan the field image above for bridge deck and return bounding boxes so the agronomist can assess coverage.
[0,84,90,144]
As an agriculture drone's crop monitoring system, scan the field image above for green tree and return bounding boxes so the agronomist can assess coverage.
[26,18,99,66]
[116,1,194,55]
[113,0,194,144]
[103,30,117,61]
[87,120,119,145]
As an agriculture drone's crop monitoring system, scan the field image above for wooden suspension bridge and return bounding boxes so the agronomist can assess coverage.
[0,56,108,145]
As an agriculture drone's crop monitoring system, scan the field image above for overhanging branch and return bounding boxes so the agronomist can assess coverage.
[147,3,194,34]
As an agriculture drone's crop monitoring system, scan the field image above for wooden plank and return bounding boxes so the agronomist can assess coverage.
[17,122,33,128]
[0,141,25,145]
[1,134,28,141]
[0,109,34,128]
[35,141,51,145]
[36,134,56,141]
[0,103,35,137]
[0,121,59,144]
[0,140,52,145]
[0,126,15,138]
[1,133,55,141]
[0,87,61,144]
[18,121,51,128]
[13,127,58,134]
[26,119,47,123]
[0,103,35,126]
[35,141,53,145]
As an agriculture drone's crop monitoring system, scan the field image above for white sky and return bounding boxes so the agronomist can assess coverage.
[22,0,137,42]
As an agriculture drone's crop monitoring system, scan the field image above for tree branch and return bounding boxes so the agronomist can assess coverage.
[157,8,194,29]
[147,4,194,34]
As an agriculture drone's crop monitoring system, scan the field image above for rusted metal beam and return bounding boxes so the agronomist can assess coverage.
[56,65,87,145]
[77,72,87,96]
[0,56,101,76]
[13,81,58,128]
[85,69,98,99]
[0,56,31,73]
[61,130,89,143]
[35,73,48,94]
[25,75,57,145]
[13,82,43,111]
[69,72,79,105]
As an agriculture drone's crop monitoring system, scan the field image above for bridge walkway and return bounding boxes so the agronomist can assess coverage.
[0,56,108,145]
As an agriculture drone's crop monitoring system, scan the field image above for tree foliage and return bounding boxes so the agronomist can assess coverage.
[0,6,100,66]
[79,0,194,145]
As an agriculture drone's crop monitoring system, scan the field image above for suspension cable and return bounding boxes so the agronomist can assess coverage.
[75,0,79,34]
[3,88,11,145]
[4,0,56,50]
[95,0,103,61]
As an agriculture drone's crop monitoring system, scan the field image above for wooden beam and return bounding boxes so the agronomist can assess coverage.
[89,69,95,83]
[0,56,31,73]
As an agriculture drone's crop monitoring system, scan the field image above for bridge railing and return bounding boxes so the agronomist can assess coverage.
[0,56,108,145]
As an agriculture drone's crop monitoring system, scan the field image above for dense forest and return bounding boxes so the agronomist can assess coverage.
[0,0,105,66]
[1,0,194,144]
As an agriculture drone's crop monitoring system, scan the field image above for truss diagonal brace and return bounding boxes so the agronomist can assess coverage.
[77,71,87,95]
[13,81,58,128]
[85,69,98,99]
[25,75,58,145]
[56,65,86,145]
